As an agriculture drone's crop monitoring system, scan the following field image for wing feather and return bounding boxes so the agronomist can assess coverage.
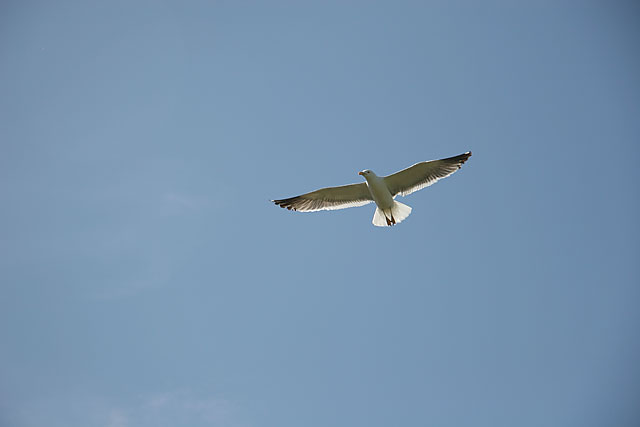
[384,152,472,197]
[273,182,373,212]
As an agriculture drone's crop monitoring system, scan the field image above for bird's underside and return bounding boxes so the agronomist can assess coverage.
[272,151,471,227]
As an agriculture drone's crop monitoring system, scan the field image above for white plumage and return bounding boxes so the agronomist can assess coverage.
[273,152,471,227]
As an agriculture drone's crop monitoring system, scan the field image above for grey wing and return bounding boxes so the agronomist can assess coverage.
[272,182,373,212]
[384,152,472,197]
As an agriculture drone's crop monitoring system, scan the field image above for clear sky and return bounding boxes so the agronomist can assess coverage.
[1,1,639,426]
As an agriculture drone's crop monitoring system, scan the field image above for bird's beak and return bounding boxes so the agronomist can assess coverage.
[358,171,364,176]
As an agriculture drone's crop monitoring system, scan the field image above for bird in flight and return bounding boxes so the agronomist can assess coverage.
[273,151,471,227]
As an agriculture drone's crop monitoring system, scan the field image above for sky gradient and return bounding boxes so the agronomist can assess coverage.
[1,1,639,426]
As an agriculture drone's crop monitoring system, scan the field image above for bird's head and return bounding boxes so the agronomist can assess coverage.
[358,169,375,178]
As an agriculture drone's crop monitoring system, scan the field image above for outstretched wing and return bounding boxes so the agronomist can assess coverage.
[384,152,472,197]
[273,182,373,212]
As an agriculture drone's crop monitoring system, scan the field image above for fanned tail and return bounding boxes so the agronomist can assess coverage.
[372,207,388,227]
[391,201,412,224]
[372,201,412,227]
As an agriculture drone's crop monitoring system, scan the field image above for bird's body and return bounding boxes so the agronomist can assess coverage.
[273,151,471,227]
[362,172,394,209]
[359,171,409,226]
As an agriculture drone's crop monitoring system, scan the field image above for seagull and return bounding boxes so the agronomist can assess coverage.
[273,151,471,227]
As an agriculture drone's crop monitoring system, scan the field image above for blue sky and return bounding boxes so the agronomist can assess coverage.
[1,1,639,426]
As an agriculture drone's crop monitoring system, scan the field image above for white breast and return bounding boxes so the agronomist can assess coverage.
[365,175,394,209]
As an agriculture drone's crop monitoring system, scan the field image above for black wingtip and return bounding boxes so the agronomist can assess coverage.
[451,151,472,168]
[273,198,298,211]
[272,195,303,211]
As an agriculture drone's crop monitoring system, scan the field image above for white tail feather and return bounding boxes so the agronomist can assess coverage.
[371,201,412,227]
[391,201,412,224]
[372,207,388,227]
